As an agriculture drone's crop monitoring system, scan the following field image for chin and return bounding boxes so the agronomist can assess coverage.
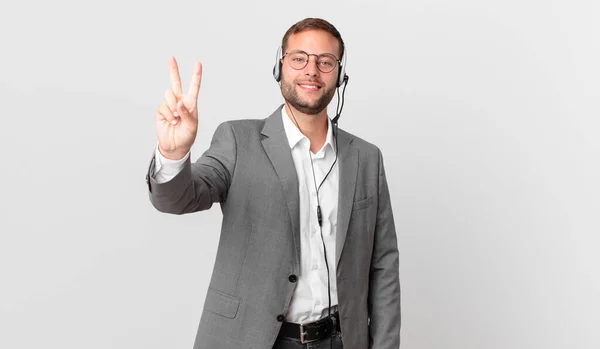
[291,102,327,115]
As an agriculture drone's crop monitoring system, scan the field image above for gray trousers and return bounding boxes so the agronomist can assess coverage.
[272,332,344,349]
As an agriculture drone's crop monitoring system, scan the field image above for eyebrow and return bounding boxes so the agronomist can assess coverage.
[286,49,339,59]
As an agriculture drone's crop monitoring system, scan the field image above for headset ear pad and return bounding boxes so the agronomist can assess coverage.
[273,60,282,82]
[337,47,347,87]
[273,46,283,82]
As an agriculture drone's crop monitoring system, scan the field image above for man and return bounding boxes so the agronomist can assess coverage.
[146,18,400,349]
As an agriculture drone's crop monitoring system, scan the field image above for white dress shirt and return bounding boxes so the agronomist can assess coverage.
[153,107,339,324]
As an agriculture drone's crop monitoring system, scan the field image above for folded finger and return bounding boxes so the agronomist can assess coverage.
[177,99,190,121]
[158,103,178,125]
[164,89,179,117]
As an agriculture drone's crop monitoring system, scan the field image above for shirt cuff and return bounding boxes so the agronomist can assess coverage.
[153,143,190,184]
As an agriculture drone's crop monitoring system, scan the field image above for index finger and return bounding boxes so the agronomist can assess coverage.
[168,56,183,96]
[187,62,203,99]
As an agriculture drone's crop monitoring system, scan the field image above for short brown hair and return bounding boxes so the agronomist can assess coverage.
[281,18,345,59]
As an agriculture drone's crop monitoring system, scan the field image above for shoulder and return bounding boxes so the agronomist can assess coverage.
[217,118,266,132]
[222,118,266,129]
[213,105,282,136]
[211,118,266,139]
[337,127,382,158]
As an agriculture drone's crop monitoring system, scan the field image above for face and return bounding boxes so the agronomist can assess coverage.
[280,29,341,115]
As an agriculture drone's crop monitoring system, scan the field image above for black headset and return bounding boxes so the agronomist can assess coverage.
[273,45,348,88]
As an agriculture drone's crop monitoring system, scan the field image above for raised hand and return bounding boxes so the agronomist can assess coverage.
[156,56,202,160]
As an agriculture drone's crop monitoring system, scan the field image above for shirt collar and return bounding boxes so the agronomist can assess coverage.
[281,105,335,156]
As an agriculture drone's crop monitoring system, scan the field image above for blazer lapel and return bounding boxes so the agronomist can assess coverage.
[261,106,301,267]
[335,128,357,267]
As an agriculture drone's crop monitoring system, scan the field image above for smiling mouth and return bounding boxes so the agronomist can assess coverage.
[298,83,322,90]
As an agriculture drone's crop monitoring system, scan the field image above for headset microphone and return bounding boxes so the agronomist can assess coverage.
[332,75,349,126]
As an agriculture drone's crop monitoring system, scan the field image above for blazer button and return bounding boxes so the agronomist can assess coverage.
[277,314,285,322]
[288,274,297,283]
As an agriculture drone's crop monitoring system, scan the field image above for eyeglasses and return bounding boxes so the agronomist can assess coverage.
[281,50,340,73]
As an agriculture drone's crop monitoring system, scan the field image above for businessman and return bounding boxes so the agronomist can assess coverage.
[146,18,400,349]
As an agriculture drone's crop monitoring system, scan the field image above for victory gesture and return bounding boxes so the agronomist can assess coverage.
[156,56,202,160]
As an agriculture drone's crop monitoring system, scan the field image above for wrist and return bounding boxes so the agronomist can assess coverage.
[158,144,190,161]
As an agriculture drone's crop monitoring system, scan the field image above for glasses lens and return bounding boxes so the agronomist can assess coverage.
[317,54,338,73]
[287,51,309,70]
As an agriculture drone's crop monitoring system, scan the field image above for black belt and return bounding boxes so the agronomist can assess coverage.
[278,312,341,344]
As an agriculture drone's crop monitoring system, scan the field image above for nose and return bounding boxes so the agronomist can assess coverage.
[303,55,320,77]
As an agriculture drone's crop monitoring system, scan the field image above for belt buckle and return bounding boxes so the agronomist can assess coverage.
[299,323,318,344]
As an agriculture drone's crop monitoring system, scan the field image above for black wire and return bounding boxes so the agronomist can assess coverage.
[338,81,347,117]
[285,77,347,345]
[307,126,337,345]
[286,103,337,336]
[335,87,341,119]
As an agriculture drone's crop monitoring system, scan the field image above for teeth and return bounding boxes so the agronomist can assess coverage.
[300,84,318,89]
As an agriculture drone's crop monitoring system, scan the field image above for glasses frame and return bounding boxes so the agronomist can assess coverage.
[281,50,341,74]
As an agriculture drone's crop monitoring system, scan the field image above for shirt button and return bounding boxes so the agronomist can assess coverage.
[312,192,317,197]
[315,301,320,306]
[288,274,298,283]
[277,314,285,322]
[312,265,318,271]
[311,228,316,235]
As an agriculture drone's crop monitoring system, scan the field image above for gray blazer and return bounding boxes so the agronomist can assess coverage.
[146,106,400,349]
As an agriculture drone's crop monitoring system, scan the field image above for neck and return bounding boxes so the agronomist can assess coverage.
[284,103,329,153]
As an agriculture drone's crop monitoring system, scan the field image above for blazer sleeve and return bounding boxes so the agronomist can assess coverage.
[146,121,237,215]
[368,149,401,349]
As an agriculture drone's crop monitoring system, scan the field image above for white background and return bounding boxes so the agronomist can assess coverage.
[1,0,598,348]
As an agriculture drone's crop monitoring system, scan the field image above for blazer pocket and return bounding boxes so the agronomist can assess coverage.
[204,288,240,319]
[352,195,373,211]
